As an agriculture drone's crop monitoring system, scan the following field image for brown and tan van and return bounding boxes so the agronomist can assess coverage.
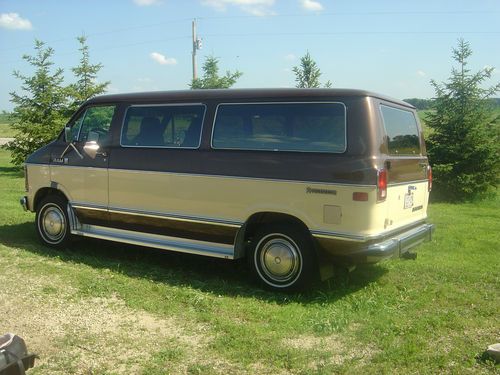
[20,89,434,291]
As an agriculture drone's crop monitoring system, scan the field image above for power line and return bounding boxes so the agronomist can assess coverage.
[1,28,499,65]
[1,9,498,53]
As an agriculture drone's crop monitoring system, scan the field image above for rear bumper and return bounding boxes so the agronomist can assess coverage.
[314,223,435,264]
[359,223,435,263]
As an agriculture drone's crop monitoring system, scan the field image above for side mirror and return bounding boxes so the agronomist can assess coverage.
[83,141,100,159]
[64,127,72,143]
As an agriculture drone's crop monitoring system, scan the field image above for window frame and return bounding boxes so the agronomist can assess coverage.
[379,104,421,156]
[119,103,207,149]
[210,101,348,154]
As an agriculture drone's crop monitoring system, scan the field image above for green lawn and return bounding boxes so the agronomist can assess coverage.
[0,122,16,137]
[0,149,498,374]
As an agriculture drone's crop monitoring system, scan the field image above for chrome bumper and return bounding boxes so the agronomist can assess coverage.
[360,223,435,263]
[20,196,29,211]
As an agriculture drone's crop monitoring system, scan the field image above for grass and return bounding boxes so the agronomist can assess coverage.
[0,148,499,374]
[0,122,16,138]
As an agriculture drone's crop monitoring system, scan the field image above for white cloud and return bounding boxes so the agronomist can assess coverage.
[416,70,426,77]
[202,0,275,16]
[150,52,177,65]
[284,53,296,61]
[133,0,161,6]
[300,0,323,12]
[0,13,32,30]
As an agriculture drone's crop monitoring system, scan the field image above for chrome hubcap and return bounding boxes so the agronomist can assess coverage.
[41,206,65,242]
[259,236,301,283]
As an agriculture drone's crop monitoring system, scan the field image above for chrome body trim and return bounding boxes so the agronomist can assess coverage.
[71,201,243,228]
[119,103,207,149]
[32,163,375,188]
[210,101,348,154]
[70,224,234,259]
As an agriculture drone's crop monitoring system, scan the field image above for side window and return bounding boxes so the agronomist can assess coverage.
[380,105,421,155]
[78,105,116,143]
[67,112,85,142]
[121,105,205,148]
[212,103,346,153]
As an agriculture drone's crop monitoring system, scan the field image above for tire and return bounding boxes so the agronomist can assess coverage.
[35,195,71,248]
[248,224,317,291]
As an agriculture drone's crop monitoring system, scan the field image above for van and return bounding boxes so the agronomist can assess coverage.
[20,89,434,291]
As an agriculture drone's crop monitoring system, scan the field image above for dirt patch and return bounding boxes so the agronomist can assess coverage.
[283,334,378,367]
[0,250,218,374]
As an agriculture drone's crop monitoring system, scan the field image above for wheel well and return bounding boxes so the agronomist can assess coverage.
[33,188,67,211]
[235,212,313,258]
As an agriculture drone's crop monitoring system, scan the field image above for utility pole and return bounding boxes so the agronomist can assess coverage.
[192,19,202,81]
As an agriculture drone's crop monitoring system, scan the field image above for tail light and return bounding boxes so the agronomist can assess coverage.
[377,168,387,201]
[427,165,432,192]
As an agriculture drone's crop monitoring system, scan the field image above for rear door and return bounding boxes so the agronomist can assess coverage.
[379,104,429,228]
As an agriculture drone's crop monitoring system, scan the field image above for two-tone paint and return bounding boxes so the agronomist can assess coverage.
[22,89,434,277]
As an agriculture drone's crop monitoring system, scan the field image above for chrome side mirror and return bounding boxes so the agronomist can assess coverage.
[83,141,100,159]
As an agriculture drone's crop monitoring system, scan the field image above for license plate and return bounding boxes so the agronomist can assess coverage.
[404,193,414,209]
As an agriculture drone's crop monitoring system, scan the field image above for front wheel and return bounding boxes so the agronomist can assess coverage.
[248,224,317,291]
[35,195,71,248]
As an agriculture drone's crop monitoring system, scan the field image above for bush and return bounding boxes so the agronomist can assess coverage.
[426,39,500,201]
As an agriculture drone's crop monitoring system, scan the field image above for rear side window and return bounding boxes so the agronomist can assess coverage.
[121,104,206,148]
[380,105,421,155]
[212,103,346,153]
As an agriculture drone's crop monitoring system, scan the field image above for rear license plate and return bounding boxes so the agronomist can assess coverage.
[404,193,414,209]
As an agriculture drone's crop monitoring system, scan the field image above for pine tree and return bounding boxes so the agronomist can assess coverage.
[68,35,109,113]
[292,52,332,88]
[190,56,242,89]
[6,40,68,166]
[426,39,500,200]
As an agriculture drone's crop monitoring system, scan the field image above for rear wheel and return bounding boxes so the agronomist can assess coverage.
[248,224,317,291]
[35,195,71,248]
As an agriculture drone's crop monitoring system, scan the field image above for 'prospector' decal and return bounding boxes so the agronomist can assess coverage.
[306,187,337,195]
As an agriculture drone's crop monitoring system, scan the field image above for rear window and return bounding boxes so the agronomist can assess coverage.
[121,104,205,148]
[211,102,346,153]
[380,105,421,155]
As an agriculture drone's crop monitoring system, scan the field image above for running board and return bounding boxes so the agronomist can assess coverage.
[71,224,235,259]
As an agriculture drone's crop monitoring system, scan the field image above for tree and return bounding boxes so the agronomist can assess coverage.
[292,52,332,88]
[67,35,109,113]
[6,40,68,166]
[426,39,500,201]
[190,56,242,89]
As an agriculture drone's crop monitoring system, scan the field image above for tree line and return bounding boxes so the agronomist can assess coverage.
[3,38,499,201]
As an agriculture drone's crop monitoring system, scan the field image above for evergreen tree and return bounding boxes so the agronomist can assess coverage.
[426,39,500,200]
[6,40,67,166]
[292,52,332,88]
[68,35,109,112]
[190,56,242,89]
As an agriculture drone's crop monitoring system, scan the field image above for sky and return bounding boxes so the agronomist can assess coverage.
[0,0,499,111]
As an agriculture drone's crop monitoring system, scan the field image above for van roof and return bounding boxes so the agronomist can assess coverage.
[87,88,414,109]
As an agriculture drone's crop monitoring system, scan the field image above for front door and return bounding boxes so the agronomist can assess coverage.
[50,105,116,221]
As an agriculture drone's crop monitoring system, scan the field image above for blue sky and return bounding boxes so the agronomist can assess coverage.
[0,0,499,111]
